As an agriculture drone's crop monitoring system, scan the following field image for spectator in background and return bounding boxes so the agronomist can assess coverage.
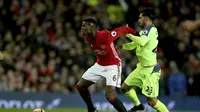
[0,52,3,60]
[157,48,169,96]
[182,53,200,95]
[0,0,199,96]
[168,61,187,96]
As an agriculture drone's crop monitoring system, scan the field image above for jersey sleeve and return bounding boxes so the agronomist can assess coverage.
[106,26,136,43]
[126,25,157,46]
[122,41,137,50]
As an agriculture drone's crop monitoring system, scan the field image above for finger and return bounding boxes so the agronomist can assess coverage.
[126,34,130,37]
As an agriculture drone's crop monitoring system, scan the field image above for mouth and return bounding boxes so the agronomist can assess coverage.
[80,29,86,36]
[81,28,84,32]
[81,30,85,34]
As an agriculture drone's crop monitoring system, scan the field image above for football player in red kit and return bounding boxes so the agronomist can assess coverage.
[76,18,136,112]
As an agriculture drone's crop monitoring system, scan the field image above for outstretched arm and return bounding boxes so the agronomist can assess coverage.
[181,19,200,32]
[126,26,158,46]
[122,42,137,50]
[108,26,136,42]
[126,34,149,46]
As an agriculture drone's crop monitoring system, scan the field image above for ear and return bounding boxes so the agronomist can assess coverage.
[90,23,95,28]
[91,24,96,29]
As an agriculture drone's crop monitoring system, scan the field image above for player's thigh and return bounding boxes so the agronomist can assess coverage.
[77,78,94,88]
[121,82,138,93]
[142,65,161,97]
[124,68,143,88]
[105,85,117,100]
[82,63,103,84]
[102,64,121,88]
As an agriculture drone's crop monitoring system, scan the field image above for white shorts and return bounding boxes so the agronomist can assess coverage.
[82,63,122,88]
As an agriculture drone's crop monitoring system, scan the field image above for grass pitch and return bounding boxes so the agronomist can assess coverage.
[0,108,116,112]
[0,108,195,112]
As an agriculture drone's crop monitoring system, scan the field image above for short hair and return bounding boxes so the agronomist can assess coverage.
[140,8,156,20]
[83,18,97,27]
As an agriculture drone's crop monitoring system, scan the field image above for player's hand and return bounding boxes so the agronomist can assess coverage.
[126,33,134,39]
[0,52,3,60]
[126,34,131,37]
[181,20,200,32]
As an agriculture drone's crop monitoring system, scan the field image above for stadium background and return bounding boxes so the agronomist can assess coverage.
[0,0,199,112]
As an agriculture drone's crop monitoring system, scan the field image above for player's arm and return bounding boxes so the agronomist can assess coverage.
[126,34,149,47]
[108,26,136,42]
[122,42,137,50]
[181,19,200,32]
[126,27,157,46]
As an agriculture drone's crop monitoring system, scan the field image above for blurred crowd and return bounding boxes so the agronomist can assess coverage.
[0,0,200,96]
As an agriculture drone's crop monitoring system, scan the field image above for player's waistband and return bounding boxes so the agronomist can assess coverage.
[142,63,158,68]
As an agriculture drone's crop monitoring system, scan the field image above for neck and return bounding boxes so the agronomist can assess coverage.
[88,32,95,40]
[144,21,153,29]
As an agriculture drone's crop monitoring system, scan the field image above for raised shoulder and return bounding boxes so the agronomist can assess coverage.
[141,24,156,36]
[149,27,158,38]
[96,30,110,43]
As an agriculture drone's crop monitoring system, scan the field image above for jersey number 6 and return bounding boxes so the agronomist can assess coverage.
[113,75,117,81]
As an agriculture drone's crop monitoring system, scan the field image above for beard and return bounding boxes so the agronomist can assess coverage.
[140,23,145,29]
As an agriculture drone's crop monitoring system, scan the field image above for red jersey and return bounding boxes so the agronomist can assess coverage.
[85,26,136,66]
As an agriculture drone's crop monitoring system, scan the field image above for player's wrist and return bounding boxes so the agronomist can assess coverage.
[126,34,134,39]
[122,44,128,50]
[122,42,135,50]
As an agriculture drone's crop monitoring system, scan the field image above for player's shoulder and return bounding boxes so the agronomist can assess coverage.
[96,30,109,42]
[96,30,109,34]
[142,24,157,36]
[96,30,111,37]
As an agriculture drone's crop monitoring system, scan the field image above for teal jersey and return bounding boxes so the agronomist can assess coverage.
[123,24,158,66]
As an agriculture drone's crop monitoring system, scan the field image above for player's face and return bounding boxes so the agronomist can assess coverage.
[138,14,145,28]
[81,21,95,36]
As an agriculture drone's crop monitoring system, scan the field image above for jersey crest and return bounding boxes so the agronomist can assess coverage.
[142,30,148,35]
[111,31,117,37]
[142,24,154,36]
